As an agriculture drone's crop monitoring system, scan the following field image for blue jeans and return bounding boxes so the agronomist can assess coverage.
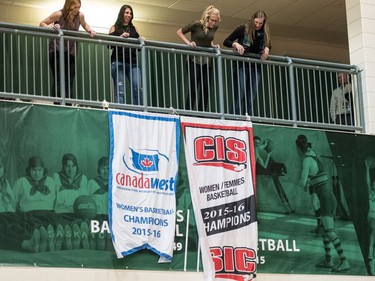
[232,62,261,115]
[111,61,143,105]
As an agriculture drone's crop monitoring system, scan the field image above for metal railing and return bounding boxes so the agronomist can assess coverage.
[0,22,363,132]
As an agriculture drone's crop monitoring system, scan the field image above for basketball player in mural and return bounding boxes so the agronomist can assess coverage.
[53,153,89,250]
[296,135,350,272]
[254,136,294,214]
[365,156,375,275]
[87,156,110,251]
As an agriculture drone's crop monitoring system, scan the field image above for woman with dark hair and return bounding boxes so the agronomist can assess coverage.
[40,0,96,104]
[109,5,143,105]
[13,156,57,252]
[224,10,271,115]
[87,156,110,250]
[296,135,350,272]
[53,153,88,250]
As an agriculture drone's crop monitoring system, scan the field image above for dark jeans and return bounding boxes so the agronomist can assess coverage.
[49,51,76,100]
[335,113,354,125]
[232,62,261,115]
[186,59,211,111]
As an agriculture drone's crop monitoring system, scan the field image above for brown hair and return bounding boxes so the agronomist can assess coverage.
[62,0,81,28]
[247,10,270,48]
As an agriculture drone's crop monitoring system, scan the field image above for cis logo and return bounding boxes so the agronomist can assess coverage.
[194,136,247,164]
[211,246,256,275]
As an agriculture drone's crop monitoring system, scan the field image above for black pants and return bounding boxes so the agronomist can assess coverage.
[186,59,211,111]
[49,51,76,100]
[335,113,354,126]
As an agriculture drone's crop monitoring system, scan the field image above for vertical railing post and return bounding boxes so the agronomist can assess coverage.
[287,57,298,127]
[215,48,225,119]
[139,37,147,111]
[58,29,65,105]
[354,66,365,133]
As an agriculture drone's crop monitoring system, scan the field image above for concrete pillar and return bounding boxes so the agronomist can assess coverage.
[346,0,375,133]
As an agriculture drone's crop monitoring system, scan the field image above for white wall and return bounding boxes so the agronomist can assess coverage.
[347,0,375,133]
[0,267,373,281]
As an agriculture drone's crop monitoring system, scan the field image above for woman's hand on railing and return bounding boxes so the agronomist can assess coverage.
[121,32,130,38]
[88,30,96,38]
[188,41,197,48]
[232,42,244,55]
[261,47,270,60]
[53,23,61,30]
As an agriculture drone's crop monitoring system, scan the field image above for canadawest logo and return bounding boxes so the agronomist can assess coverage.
[123,148,169,174]
[193,136,247,172]
[116,148,176,192]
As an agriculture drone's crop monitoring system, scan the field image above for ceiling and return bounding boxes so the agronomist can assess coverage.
[0,0,350,62]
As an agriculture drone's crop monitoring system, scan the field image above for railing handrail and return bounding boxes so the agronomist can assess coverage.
[0,21,363,133]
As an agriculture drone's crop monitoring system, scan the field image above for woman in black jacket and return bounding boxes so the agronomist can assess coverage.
[224,10,271,116]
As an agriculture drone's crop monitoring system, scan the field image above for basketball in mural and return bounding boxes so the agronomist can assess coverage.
[73,195,97,220]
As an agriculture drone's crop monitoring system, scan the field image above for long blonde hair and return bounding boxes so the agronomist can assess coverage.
[62,0,81,28]
[247,10,270,48]
[200,5,221,34]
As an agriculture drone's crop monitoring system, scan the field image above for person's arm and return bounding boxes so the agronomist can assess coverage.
[177,26,196,48]
[109,25,116,35]
[79,12,96,37]
[261,46,269,60]
[298,157,311,189]
[133,26,141,39]
[330,88,337,122]
[261,39,271,60]
[39,11,62,28]
[223,25,245,55]
[211,41,220,48]
[365,158,373,194]
[256,151,271,169]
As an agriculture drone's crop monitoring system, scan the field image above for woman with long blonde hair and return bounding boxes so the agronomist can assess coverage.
[177,5,221,111]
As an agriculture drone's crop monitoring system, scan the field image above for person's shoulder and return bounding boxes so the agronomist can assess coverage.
[237,24,247,30]
[45,176,56,185]
[46,10,62,22]
[187,20,202,28]
[231,24,246,34]
[13,176,27,186]
[303,155,314,164]
[181,21,200,33]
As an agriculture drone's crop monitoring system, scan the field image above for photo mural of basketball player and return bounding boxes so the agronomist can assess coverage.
[253,125,365,275]
[53,153,90,250]
[0,157,19,251]
[254,136,294,215]
[295,134,350,272]
[13,156,57,252]
[87,156,111,251]
[0,102,369,274]
[364,156,375,275]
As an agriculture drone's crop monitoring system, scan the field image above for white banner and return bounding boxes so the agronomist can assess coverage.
[108,110,180,262]
[181,116,257,281]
